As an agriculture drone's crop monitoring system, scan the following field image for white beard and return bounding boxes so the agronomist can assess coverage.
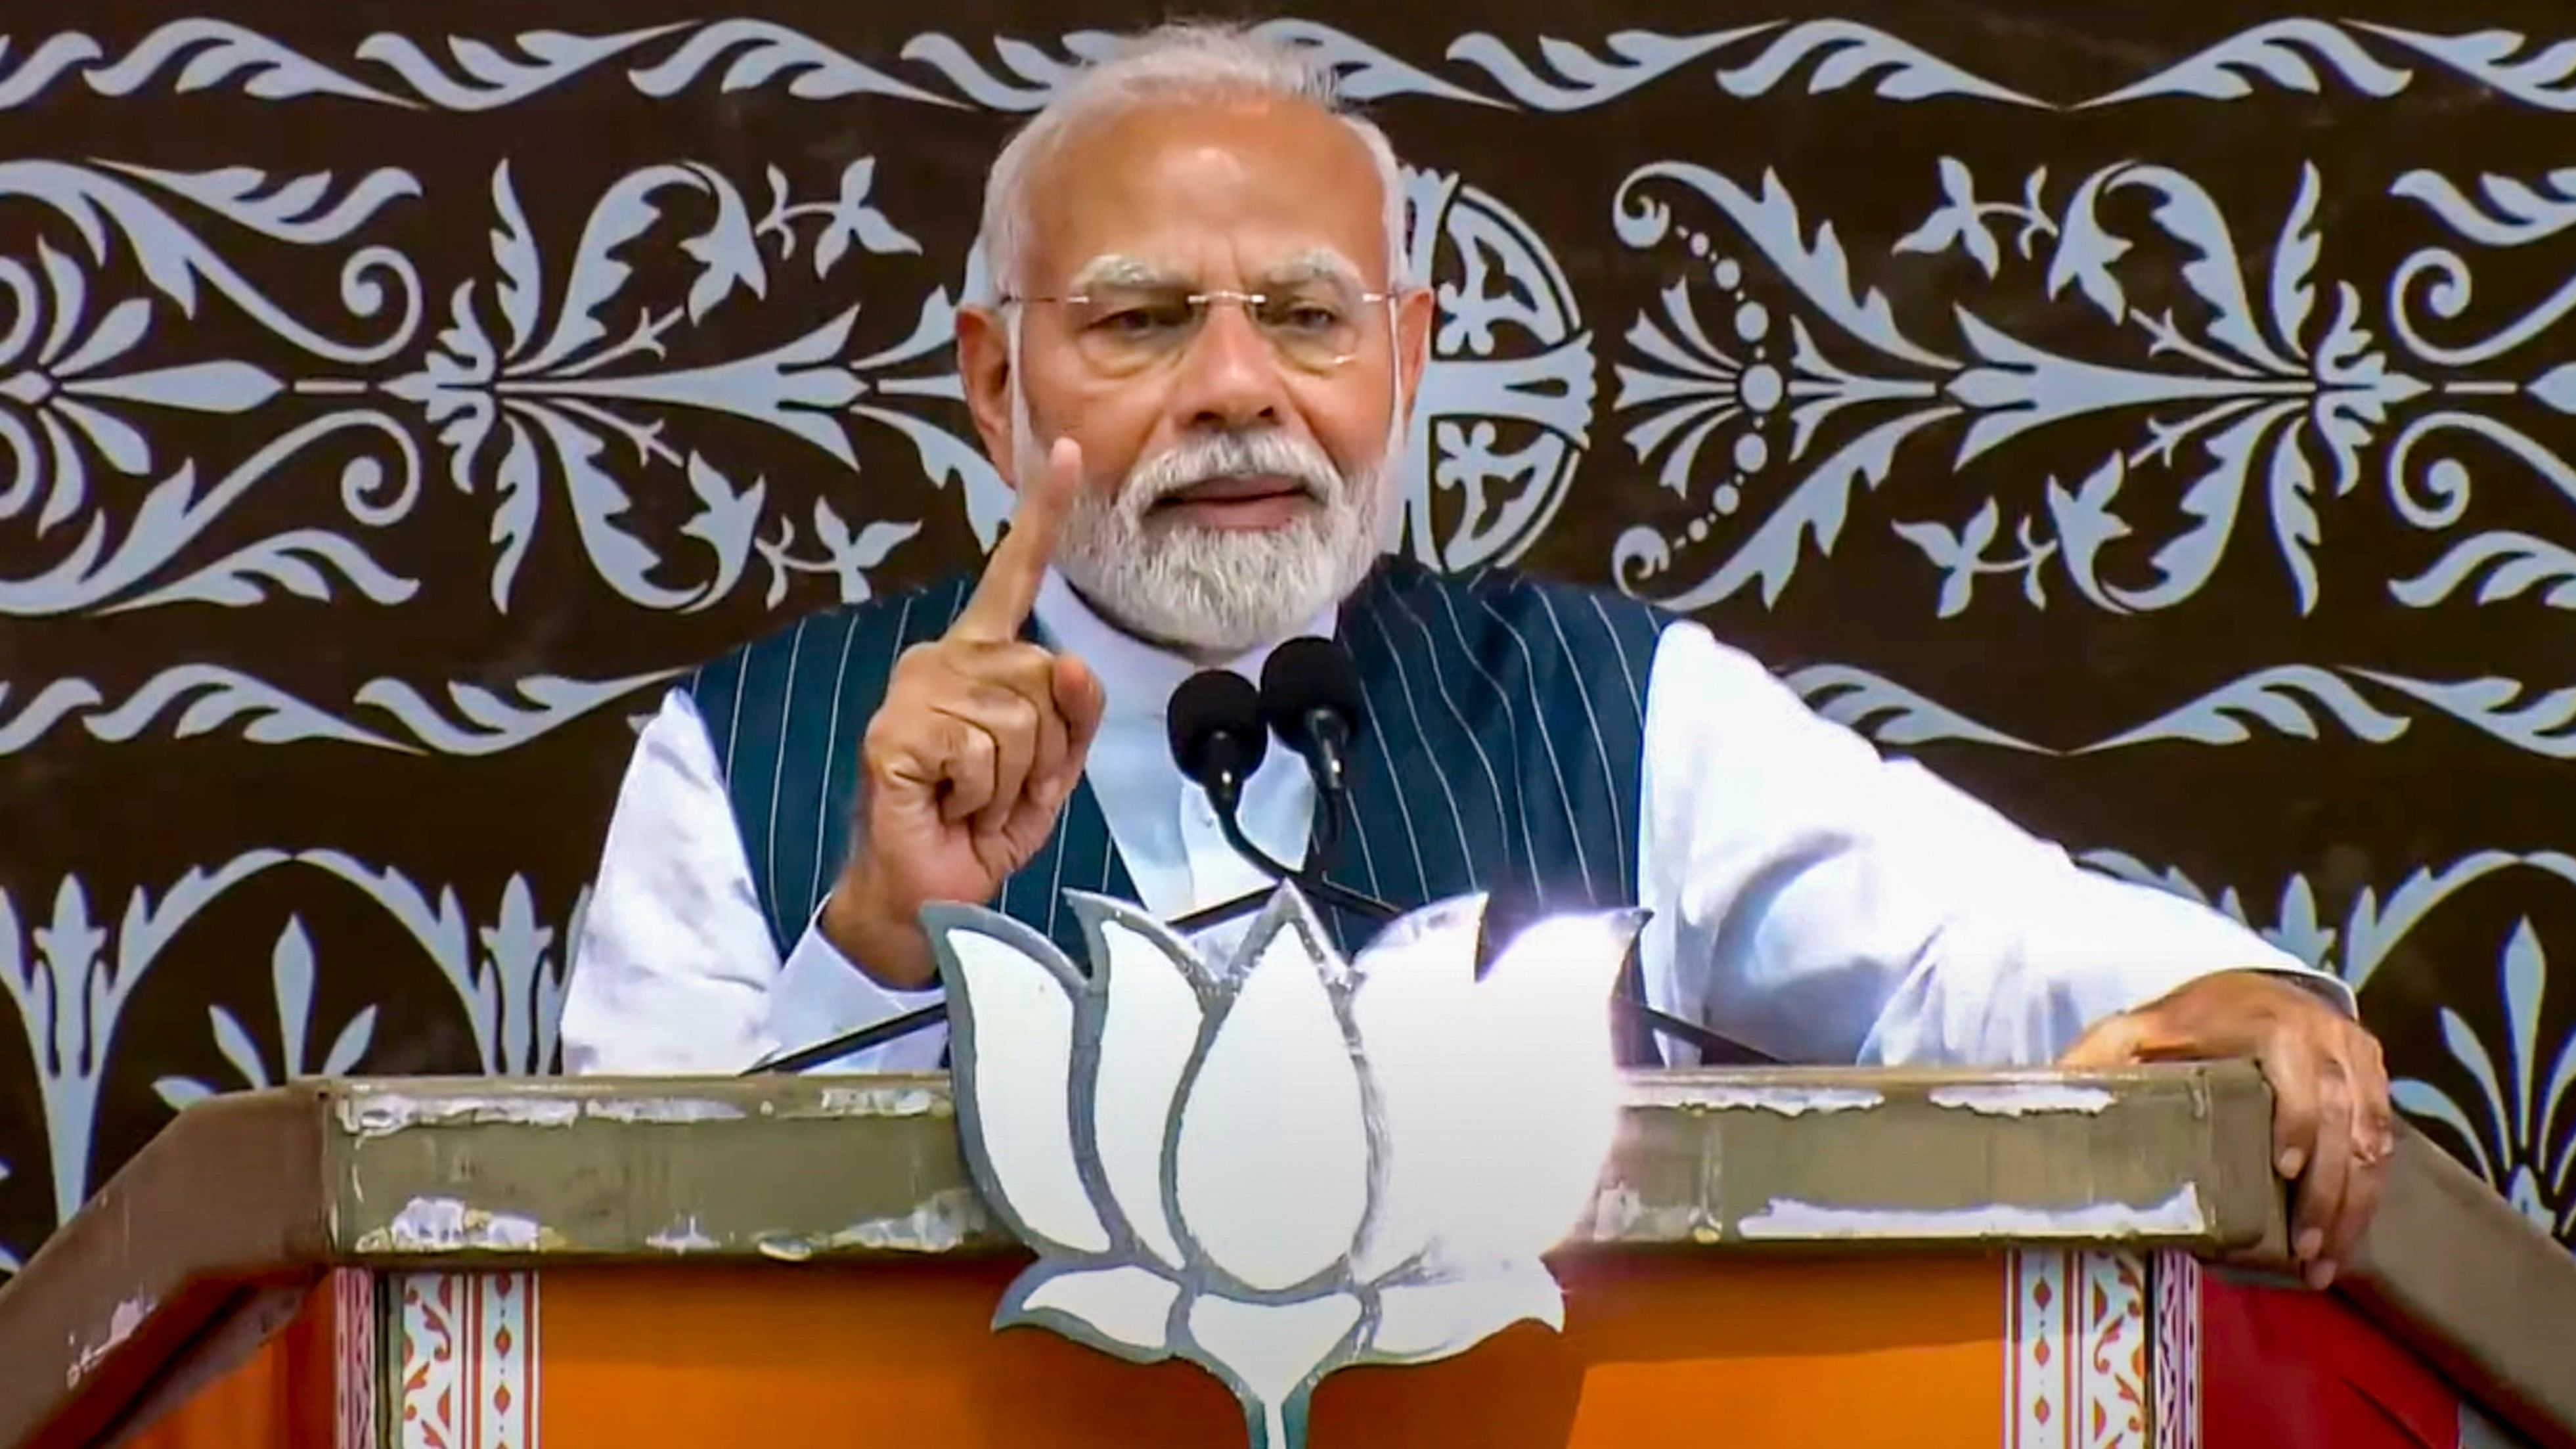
[1014,393,1393,658]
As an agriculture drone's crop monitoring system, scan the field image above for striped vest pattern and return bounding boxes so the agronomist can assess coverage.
[687,559,1672,972]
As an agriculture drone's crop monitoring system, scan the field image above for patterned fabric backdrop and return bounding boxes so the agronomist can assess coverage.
[5,0,2576,1275]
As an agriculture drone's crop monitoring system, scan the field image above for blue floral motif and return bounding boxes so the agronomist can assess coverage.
[1611,155,2576,627]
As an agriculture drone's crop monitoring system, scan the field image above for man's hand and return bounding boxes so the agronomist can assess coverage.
[2058,970,2394,1291]
[820,437,1107,988]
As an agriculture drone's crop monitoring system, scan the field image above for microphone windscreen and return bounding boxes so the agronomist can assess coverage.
[1259,636,1366,752]
[1166,670,1266,788]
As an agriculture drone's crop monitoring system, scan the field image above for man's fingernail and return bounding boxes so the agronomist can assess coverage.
[2278,1147,2306,1177]
[2306,1259,2338,1290]
[2296,1228,2324,1260]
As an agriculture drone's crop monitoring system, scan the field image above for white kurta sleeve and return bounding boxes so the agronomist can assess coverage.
[1632,621,2353,1067]
[766,920,950,1072]
[559,688,946,1074]
[560,688,784,1073]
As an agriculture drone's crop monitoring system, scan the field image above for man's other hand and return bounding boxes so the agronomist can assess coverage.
[2058,970,2394,1291]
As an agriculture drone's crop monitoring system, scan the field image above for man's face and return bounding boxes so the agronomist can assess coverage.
[959,97,1434,656]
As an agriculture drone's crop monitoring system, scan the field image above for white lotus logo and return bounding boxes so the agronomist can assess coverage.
[923,886,1642,1449]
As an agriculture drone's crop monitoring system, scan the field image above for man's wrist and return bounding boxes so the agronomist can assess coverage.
[817,868,938,990]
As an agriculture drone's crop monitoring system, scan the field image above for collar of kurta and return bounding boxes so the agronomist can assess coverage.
[1029,566,1340,724]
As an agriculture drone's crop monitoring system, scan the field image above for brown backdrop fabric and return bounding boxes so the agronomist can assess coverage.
[3,0,2574,1272]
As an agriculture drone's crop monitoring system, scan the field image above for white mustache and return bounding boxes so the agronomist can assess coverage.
[1123,431,1344,513]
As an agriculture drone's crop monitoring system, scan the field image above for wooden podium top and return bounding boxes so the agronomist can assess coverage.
[3,1065,2571,1448]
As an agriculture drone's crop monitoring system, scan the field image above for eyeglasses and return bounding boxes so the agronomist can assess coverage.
[998,281,1401,378]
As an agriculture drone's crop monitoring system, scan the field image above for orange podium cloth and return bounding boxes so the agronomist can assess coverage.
[128,1249,2199,1449]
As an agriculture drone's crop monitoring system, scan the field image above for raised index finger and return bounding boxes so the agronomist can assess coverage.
[952,435,1082,642]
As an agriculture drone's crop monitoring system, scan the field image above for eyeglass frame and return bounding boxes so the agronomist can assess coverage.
[992,284,1412,374]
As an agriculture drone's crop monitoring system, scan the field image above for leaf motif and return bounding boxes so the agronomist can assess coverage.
[1714,20,2041,105]
[680,167,766,323]
[1612,162,1954,370]
[270,918,317,1073]
[209,1006,270,1089]
[812,220,851,279]
[53,298,152,378]
[2391,530,2576,609]
[849,208,920,256]
[1787,664,2045,751]
[518,166,700,374]
[2392,167,2576,248]
[35,413,90,537]
[1891,209,1963,259]
[811,497,853,554]
[2080,20,2413,106]
[847,519,922,569]
[109,161,423,246]
[2502,920,2546,1133]
[488,416,541,612]
[2391,1079,2496,1183]
[53,399,152,477]
[679,454,766,610]
[1443,28,1751,110]
[1893,502,1994,619]
[1635,408,1953,612]
[2116,166,2297,373]
[516,406,694,610]
[2046,171,2132,323]
[2271,164,2323,354]
[2110,403,2299,612]
[2081,666,2410,752]
[2267,420,2322,614]
[489,162,543,357]
[321,1006,378,1077]
[1890,518,1963,567]
[1960,497,1999,555]
[1938,159,2001,277]
[2351,670,2576,759]
[852,403,1014,547]
[154,1077,216,1112]
[108,530,421,613]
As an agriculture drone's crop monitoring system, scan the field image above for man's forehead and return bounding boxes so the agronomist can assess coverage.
[1019,96,1388,287]
[1069,248,1363,290]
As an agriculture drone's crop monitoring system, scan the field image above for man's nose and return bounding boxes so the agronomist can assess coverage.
[1167,301,1288,432]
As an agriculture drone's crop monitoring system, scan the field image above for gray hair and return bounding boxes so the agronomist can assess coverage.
[971,22,1413,302]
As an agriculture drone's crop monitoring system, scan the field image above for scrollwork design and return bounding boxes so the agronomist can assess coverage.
[1612,152,2576,623]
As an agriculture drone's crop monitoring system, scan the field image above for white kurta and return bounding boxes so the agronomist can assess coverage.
[558,570,2347,1075]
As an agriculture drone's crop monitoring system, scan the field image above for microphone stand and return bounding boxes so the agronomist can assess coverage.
[1188,790,1774,1068]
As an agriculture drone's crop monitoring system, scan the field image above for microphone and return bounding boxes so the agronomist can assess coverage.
[1168,669,1401,929]
[1166,670,1268,817]
[1259,638,1365,851]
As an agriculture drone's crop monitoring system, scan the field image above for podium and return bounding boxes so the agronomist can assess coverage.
[2,1065,2570,1449]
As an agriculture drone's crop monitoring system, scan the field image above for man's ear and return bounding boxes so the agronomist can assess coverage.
[1394,285,1434,424]
[955,304,1017,484]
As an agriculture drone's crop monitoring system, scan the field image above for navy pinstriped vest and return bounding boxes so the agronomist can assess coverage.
[688,558,1670,977]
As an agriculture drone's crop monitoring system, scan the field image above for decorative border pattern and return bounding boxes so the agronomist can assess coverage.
[397,1272,539,1449]
[336,1268,379,1449]
[7,20,2576,115]
[2008,1249,2150,1449]
[2151,1252,2201,1449]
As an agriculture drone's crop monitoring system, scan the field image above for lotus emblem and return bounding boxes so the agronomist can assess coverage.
[923,885,1643,1449]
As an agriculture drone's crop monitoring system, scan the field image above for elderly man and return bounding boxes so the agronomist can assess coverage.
[560,22,2392,1287]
